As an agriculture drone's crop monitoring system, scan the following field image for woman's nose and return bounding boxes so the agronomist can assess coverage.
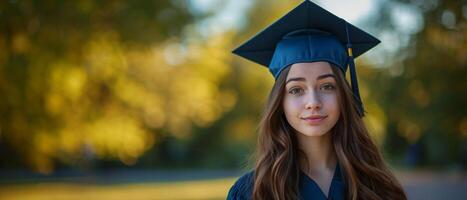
[304,90,322,110]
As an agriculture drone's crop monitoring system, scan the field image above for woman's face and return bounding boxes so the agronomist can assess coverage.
[283,62,340,137]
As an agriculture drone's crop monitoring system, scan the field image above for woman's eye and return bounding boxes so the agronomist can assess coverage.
[320,84,336,91]
[289,88,303,95]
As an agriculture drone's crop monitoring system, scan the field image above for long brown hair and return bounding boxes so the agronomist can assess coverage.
[252,64,407,200]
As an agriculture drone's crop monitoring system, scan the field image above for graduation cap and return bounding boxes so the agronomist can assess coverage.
[232,0,380,117]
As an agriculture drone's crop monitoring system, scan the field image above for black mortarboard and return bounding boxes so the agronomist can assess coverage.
[232,0,380,117]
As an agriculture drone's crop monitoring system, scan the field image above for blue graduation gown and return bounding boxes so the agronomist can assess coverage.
[226,163,345,200]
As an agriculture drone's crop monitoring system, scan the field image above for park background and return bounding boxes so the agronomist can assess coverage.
[0,0,466,199]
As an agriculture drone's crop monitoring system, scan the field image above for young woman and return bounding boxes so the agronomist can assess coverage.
[227,1,407,200]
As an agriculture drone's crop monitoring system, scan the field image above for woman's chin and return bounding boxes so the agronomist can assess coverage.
[296,128,331,137]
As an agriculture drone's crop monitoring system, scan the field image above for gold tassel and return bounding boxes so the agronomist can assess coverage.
[347,47,353,57]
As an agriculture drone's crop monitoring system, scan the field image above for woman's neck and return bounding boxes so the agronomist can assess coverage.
[297,132,337,173]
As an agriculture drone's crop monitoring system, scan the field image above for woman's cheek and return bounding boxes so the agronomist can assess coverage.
[322,93,337,102]
[291,97,304,112]
[322,93,339,112]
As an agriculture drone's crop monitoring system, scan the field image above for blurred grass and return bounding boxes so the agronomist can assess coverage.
[0,177,236,200]
[1,170,467,200]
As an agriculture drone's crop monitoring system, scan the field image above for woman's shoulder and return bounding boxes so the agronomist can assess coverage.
[226,170,255,200]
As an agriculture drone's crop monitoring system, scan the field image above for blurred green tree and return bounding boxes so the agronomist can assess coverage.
[0,0,234,173]
[365,0,466,168]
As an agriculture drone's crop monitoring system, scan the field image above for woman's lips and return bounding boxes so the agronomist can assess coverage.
[301,116,327,124]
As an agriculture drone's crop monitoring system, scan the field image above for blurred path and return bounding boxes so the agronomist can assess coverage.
[397,170,467,200]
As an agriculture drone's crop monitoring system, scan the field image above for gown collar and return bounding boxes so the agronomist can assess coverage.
[299,162,346,200]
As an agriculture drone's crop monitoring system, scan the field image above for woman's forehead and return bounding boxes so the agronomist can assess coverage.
[286,62,334,79]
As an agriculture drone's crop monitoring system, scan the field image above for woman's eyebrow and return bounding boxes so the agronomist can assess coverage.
[286,74,335,84]
[286,77,306,84]
[317,73,336,80]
